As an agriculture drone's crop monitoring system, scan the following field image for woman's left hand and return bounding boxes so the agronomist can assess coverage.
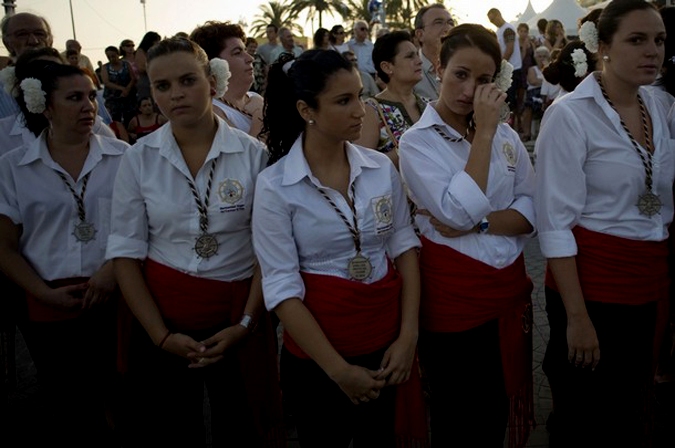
[186,324,249,368]
[417,209,473,238]
[82,262,117,309]
[376,334,417,386]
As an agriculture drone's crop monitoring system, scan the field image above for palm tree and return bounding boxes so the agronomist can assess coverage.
[336,0,433,31]
[289,0,347,28]
[249,1,303,39]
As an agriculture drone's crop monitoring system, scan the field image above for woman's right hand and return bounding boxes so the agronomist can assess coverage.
[161,333,207,361]
[39,283,88,309]
[566,314,600,370]
[332,363,386,405]
[472,83,507,135]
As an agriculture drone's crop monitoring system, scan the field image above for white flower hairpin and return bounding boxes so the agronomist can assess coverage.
[209,58,231,98]
[494,60,514,123]
[571,49,589,78]
[0,66,18,97]
[20,78,47,114]
[579,21,599,54]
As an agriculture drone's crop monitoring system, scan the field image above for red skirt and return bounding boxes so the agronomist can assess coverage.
[419,236,534,448]
[285,267,429,448]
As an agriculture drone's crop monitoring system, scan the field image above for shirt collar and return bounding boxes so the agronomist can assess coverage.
[143,116,246,177]
[419,50,435,74]
[19,131,124,180]
[281,135,379,187]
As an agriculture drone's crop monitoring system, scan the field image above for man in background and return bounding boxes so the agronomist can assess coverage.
[60,39,95,74]
[342,50,379,98]
[413,3,454,100]
[257,23,280,65]
[348,20,375,78]
[487,8,522,127]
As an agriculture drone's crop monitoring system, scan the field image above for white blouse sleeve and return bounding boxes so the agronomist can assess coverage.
[534,101,588,258]
[385,163,421,259]
[0,153,20,224]
[399,132,492,231]
[252,173,305,311]
[509,133,536,229]
[106,148,149,260]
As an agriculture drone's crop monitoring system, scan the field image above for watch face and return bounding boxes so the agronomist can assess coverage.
[479,220,489,233]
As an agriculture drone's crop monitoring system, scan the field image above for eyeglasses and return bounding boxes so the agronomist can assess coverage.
[10,29,49,41]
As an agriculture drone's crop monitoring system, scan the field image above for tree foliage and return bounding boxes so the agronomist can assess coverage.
[249,1,303,38]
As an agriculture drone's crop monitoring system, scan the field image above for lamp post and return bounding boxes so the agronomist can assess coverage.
[141,0,147,32]
[69,0,77,39]
[2,0,16,15]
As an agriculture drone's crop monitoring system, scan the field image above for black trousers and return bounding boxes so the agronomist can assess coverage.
[543,287,656,448]
[123,320,260,448]
[20,300,118,448]
[418,319,508,447]
[281,346,396,448]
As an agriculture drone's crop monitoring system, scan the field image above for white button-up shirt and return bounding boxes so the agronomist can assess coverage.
[0,132,128,281]
[399,105,536,269]
[106,118,268,281]
[253,137,420,310]
[535,74,675,259]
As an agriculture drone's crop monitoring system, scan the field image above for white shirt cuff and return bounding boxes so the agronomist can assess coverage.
[538,230,578,258]
[106,235,148,261]
[450,171,492,224]
[262,273,306,311]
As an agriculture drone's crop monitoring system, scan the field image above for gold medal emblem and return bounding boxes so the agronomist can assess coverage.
[194,233,219,259]
[637,191,662,218]
[218,179,244,204]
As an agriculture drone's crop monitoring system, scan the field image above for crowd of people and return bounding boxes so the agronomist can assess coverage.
[0,0,674,447]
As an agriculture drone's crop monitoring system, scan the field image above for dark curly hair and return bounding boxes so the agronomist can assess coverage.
[261,50,353,165]
[189,21,245,60]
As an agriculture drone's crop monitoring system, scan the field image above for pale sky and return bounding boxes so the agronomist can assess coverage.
[1,0,556,59]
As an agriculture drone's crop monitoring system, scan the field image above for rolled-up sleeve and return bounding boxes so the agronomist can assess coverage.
[510,137,536,233]
[106,149,149,260]
[535,102,587,258]
[386,164,421,259]
[400,132,491,231]
[252,174,305,311]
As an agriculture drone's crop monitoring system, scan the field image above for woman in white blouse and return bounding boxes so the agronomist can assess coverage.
[107,37,283,447]
[399,24,536,448]
[190,21,264,139]
[254,49,426,447]
[534,1,673,446]
[0,60,126,446]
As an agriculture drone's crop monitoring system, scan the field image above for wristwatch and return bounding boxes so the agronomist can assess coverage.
[477,217,490,234]
[239,313,257,333]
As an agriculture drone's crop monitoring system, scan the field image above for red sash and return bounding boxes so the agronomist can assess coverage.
[129,259,286,446]
[26,277,89,322]
[545,226,669,305]
[285,268,429,448]
[419,236,534,448]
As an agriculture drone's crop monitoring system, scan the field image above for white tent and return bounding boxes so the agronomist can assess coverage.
[526,0,588,36]
[512,0,538,25]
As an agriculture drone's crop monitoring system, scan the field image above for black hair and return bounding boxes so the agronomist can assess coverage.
[657,6,675,96]
[537,18,548,34]
[313,28,329,49]
[15,60,86,136]
[138,31,161,53]
[262,49,353,165]
[543,40,597,93]
[105,46,118,54]
[373,30,413,84]
[414,3,448,30]
[329,25,344,45]
[267,24,278,33]
[598,0,657,45]
[439,24,501,74]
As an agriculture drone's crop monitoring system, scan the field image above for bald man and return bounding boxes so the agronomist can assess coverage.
[60,39,95,74]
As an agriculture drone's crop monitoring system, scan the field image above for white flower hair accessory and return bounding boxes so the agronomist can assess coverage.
[494,60,514,93]
[494,60,514,123]
[0,66,18,97]
[571,48,589,78]
[579,21,599,54]
[20,78,47,114]
[209,58,230,98]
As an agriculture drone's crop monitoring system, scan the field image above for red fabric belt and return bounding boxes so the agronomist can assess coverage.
[545,226,669,305]
[418,236,533,333]
[283,266,402,359]
[144,258,251,332]
[418,236,534,448]
[283,266,429,447]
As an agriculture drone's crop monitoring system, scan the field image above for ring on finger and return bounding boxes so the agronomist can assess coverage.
[198,357,206,364]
